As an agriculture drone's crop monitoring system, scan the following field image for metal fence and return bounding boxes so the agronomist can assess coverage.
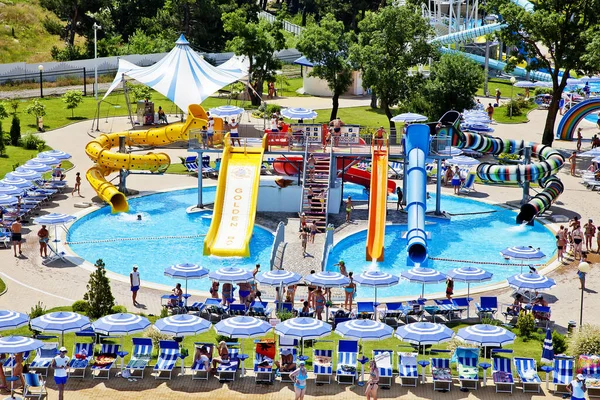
[258,11,304,36]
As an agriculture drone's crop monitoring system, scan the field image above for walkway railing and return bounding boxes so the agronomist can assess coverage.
[258,11,304,36]
[270,221,286,270]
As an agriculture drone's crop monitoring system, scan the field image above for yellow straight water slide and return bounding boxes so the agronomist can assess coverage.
[366,147,389,262]
[85,104,209,213]
[203,134,267,257]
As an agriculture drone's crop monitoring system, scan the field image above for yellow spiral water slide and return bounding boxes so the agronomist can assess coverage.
[85,104,210,213]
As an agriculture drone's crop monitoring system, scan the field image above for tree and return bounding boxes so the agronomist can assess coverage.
[62,90,83,118]
[25,100,46,131]
[128,84,153,102]
[10,116,20,146]
[222,10,286,106]
[83,259,115,319]
[352,5,435,139]
[0,122,5,156]
[487,0,600,145]
[297,15,354,121]
[0,103,7,121]
[423,53,484,120]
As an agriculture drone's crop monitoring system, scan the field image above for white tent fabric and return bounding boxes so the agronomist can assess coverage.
[102,35,244,111]
[218,55,250,78]
[102,59,142,102]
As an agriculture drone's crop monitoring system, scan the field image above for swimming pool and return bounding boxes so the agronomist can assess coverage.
[68,187,273,292]
[331,184,557,299]
[584,113,598,125]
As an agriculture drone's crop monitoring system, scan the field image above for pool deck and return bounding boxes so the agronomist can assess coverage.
[0,99,599,399]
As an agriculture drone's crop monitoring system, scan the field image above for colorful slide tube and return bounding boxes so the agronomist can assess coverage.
[556,98,600,141]
[85,104,209,213]
[443,110,565,223]
[404,124,431,266]
[366,147,390,262]
[203,134,267,257]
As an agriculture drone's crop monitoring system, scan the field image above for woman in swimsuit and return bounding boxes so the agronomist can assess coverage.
[309,221,319,243]
[290,360,308,400]
[307,154,316,180]
[556,226,567,262]
[345,196,354,222]
[344,271,356,311]
[222,283,233,305]
[211,341,230,371]
[451,166,461,194]
[286,285,296,304]
[210,281,220,299]
[365,359,379,400]
[314,287,325,321]
[573,226,584,261]
[299,229,309,257]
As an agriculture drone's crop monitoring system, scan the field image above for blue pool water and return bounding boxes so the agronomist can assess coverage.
[68,187,273,292]
[584,113,598,124]
[332,184,557,299]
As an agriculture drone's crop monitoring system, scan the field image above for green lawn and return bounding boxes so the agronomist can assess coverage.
[0,147,73,181]
[313,106,392,128]
[0,277,5,294]
[493,102,537,124]
[476,78,528,98]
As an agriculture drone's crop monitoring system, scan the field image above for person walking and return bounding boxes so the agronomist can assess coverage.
[71,172,82,196]
[290,360,308,400]
[567,373,587,400]
[577,128,583,152]
[344,272,356,311]
[584,219,596,251]
[11,217,22,257]
[345,196,354,222]
[569,151,577,176]
[51,347,70,400]
[365,359,380,400]
[37,224,49,258]
[299,228,309,257]
[130,265,140,306]
[495,88,501,105]
[396,186,403,210]
[445,277,454,300]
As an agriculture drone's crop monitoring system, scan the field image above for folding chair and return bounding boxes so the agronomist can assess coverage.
[153,340,180,380]
[313,349,333,384]
[492,356,514,393]
[373,350,393,388]
[430,358,453,391]
[91,344,120,379]
[29,343,58,377]
[398,352,418,387]
[336,340,358,385]
[553,356,574,394]
[22,373,47,400]
[456,347,479,390]
[191,343,214,380]
[126,338,153,379]
[69,343,94,378]
[513,357,542,393]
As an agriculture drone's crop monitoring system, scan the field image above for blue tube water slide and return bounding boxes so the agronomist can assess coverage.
[429,23,507,45]
[404,124,431,267]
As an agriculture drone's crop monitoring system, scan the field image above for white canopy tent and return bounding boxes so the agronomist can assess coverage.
[102,35,246,112]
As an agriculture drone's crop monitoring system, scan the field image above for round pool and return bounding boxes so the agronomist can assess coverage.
[68,187,274,292]
[331,184,557,299]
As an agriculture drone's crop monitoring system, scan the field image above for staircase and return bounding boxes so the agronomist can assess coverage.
[301,154,332,230]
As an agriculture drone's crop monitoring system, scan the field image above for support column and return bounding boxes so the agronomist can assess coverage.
[435,158,442,215]
[197,151,204,208]
[118,135,128,194]
[521,147,531,205]
[402,139,407,206]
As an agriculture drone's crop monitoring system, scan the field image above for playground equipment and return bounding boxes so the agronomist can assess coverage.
[85,104,210,213]
[365,140,391,262]
[556,98,600,141]
[203,134,267,257]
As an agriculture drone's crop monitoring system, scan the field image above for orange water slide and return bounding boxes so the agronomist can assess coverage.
[366,148,389,261]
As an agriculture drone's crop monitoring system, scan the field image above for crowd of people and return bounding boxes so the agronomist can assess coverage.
[556,217,599,263]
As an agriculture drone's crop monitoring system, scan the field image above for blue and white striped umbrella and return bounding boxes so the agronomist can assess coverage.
[154,314,211,337]
[541,328,554,363]
[507,273,556,291]
[274,317,331,340]
[0,185,23,195]
[446,267,493,318]
[38,150,71,160]
[0,336,43,354]
[213,316,271,339]
[0,310,29,331]
[501,246,546,260]
[92,313,151,336]
[448,155,480,167]
[401,267,446,298]
[30,312,91,334]
[164,263,208,280]
[28,156,59,165]
[255,269,303,287]
[208,267,254,283]
[7,170,42,181]
[21,162,52,173]
[353,271,399,304]
[436,146,463,157]
[395,322,455,345]
[0,194,18,206]
[281,107,318,120]
[391,113,428,123]
[0,177,32,188]
[34,213,76,225]
[335,319,393,341]
[304,271,350,288]
[514,81,539,88]
[457,324,516,347]
[208,105,245,117]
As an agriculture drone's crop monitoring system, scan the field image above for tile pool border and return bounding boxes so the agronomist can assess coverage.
[63,184,274,298]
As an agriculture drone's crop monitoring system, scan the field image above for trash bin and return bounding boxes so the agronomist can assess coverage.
[568,320,577,334]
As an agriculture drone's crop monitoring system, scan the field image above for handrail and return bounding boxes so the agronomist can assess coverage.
[324,144,334,227]
[269,221,286,270]
[299,133,310,214]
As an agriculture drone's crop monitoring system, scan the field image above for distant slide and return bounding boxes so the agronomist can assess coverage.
[404,124,431,266]
[203,134,267,257]
[556,98,600,140]
[366,147,390,262]
[342,168,397,193]
[85,104,209,213]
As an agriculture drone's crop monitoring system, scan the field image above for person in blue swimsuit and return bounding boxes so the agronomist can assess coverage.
[290,360,308,400]
[365,359,379,400]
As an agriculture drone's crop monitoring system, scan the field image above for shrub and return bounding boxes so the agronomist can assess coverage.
[505,99,524,117]
[0,122,4,156]
[144,328,173,352]
[0,102,7,120]
[276,310,293,321]
[553,331,568,355]
[24,100,46,129]
[20,132,46,150]
[569,324,600,359]
[215,335,237,344]
[111,305,127,314]
[83,259,115,319]
[446,337,477,355]
[159,307,169,319]
[265,104,281,116]
[50,44,87,62]
[10,116,20,146]
[481,317,502,326]
[516,311,536,339]
[28,301,46,319]
[534,87,553,96]
[72,300,88,313]
[128,84,153,101]
[42,17,64,36]
[62,90,83,117]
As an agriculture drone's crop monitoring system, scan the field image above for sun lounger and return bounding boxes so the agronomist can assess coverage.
[336,340,358,385]
[199,298,228,322]
[398,352,418,387]
[476,296,498,320]
[356,302,376,320]
[431,358,453,391]
[371,350,393,388]
[69,343,94,378]
[456,347,479,390]
[29,343,58,377]
[183,156,198,173]
[22,372,47,400]
[248,301,272,320]
[3,351,31,373]
[191,343,214,380]
[228,304,247,317]
[492,357,514,393]
[254,340,276,383]
[216,348,240,382]
[532,305,552,328]
[459,173,476,194]
[553,356,574,394]
[153,341,180,380]
[513,357,541,393]
[313,349,333,384]
[201,156,217,178]
[91,344,120,379]
[278,337,298,383]
[126,338,153,379]
[379,302,408,327]
[451,298,471,316]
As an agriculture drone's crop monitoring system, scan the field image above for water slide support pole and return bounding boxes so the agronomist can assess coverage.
[197,151,204,208]
[402,139,407,206]
[484,41,490,96]
[435,158,442,215]
[521,146,531,205]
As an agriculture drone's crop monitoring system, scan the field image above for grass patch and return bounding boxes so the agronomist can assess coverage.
[165,163,189,175]
[313,106,391,128]
[493,102,537,124]
[0,146,45,178]
[0,277,5,294]
[476,78,528,98]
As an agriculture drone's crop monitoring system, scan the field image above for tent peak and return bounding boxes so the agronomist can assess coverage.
[176,34,189,45]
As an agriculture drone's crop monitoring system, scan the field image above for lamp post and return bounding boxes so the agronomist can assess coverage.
[92,23,102,100]
[509,76,516,118]
[579,262,590,327]
[38,65,44,98]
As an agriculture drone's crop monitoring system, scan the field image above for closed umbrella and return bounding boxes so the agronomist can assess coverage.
[353,271,399,305]
[541,328,554,363]
[0,177,32,189]
[164,263,209,306]
[92,313,151,369]
[22,162,52,173]
[0,336,44,399]
[401,267,446,298]
[274,317,331,355]
[0,310,29,331]
[0,185,23,196]
[30,312,91,345]
[34,213,76,261]
[38,150,71,160]
[446,267,493,318]
[391,113,428,123]
[281,108,318,120]
[208,105,245,117]
[7,170,42,181]
[28,156,59,165]
[448,155,480,167]
[0,194,18,206]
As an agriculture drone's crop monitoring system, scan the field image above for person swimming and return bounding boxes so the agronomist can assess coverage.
[137,215,142,221]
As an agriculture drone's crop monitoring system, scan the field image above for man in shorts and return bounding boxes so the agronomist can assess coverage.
[11,217,22,257]
[329,118,344,147]
[52,347,70,400]
[207,116,215,147]
[130,265,140,306]
[229,117,241,146]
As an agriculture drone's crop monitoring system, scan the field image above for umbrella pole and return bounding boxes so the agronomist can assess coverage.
[359,339,365,386]
[185,280,188,308]
[240,338,246,378]
[120,336,125,371]
[374,288,378,321]
[467,283,471,320]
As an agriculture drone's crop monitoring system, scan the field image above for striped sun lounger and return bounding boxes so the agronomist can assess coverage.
[336,340,358,385]
[431,358,453,392]
[91,344,120,379]
[29,343,58,377]
[398,352,419,387]
[126,338,153,379]
[153,341,180,380]
[513,357,542,393]
[69,343,94,378]
[553,356,574,394]
[217,348,240,382]
[313,349,333,384]
[457,347,479,390]
[373,350,393,388]
[191,343,214,381]
[492,357,514,393]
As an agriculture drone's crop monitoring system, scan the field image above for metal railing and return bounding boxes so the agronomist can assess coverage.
[258,11,304,36]
[269,221,286,270]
